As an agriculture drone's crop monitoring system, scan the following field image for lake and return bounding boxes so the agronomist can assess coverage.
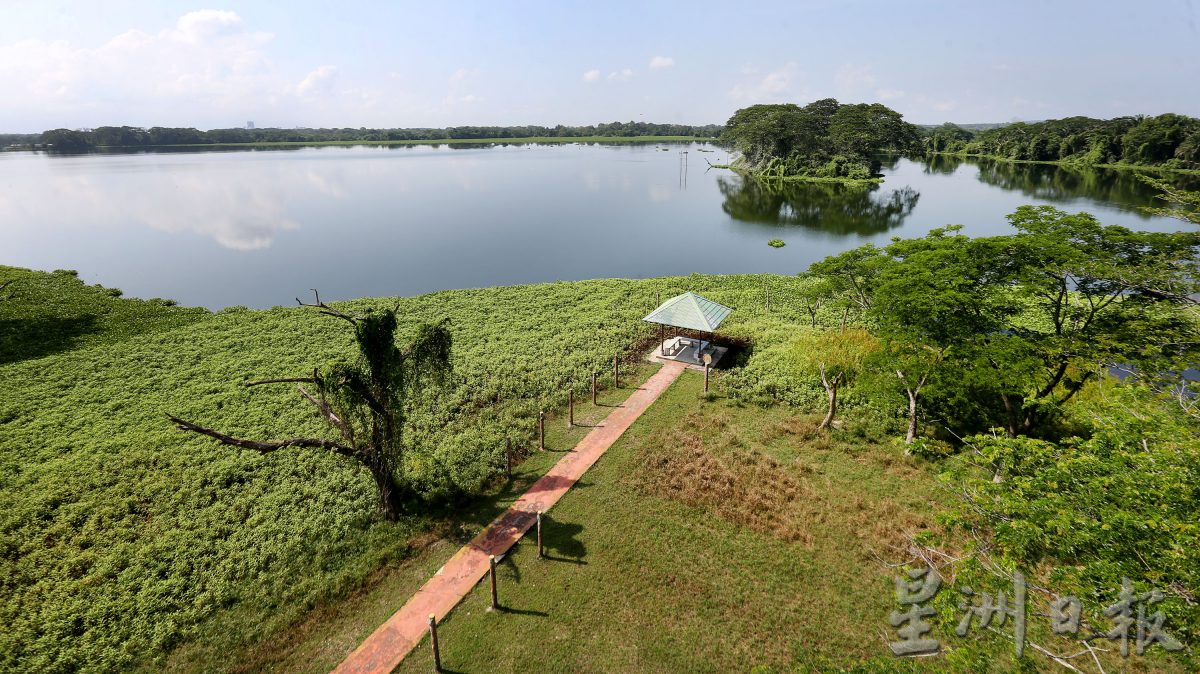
[2,143,1195,309]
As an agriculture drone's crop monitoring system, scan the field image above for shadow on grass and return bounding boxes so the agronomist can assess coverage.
[0,314,98,365]
[542,517,587,562]
[495,606,549,617]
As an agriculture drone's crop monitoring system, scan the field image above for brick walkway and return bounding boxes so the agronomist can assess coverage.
[332,362,686,674]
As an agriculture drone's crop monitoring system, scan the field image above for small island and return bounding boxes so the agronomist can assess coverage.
[718,98,919,184]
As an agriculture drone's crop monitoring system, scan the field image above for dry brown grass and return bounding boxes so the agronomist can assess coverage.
[631,413,941,556]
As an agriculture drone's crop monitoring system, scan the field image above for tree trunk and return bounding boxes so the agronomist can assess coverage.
[1000,394,1019,438]
[817,363,841,431]
[897,371,927,447]
[366,458,405,521]
[905,389,919,445]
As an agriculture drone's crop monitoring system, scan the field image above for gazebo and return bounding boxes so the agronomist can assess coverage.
[643,291,732,365]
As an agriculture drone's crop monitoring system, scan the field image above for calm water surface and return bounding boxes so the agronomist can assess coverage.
[1,143,1194,309]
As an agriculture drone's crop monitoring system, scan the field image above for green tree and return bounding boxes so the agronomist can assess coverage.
[1138,174,1200,224]
[721,98,919,179]
[39,128,93,151]
[169,292,452,520]
[781,329,878,430]
[805,208,1200,440]
[866,227,1015,443]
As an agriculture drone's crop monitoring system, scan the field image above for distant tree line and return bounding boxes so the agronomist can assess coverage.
[31,121,723,150]
[721,99,922,180]
[922,113,1200,169]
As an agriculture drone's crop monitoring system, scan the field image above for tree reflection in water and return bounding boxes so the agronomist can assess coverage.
[718,175,920,236]
[970,158,1200,211]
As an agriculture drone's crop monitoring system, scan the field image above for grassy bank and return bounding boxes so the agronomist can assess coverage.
[100,136,715,150]
[710,164,883,186]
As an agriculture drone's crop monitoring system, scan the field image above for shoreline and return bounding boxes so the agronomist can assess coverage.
[709,163,883,186]
[72,136,717,151]
[926,151,1200,176]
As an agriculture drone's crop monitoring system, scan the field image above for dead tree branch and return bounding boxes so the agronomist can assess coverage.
[244,377,317,387]
[296,288,360,324]
[167,414,355,456]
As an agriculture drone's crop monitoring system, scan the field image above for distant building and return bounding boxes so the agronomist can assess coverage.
[246,121,255,130]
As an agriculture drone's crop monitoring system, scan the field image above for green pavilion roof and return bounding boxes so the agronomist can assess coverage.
[642,291,733,332]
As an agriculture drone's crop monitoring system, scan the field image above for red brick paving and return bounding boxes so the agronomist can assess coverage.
[332,362,686,674]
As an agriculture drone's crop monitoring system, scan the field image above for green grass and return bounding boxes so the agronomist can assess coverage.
[0,271,814,673]
[384,371,950,672]
[383,373,1186,673]
[109,136,715,150]
[0,266,210,364]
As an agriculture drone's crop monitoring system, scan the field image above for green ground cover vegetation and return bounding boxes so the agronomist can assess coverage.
[0,266,209,364]
[0,269,807,672]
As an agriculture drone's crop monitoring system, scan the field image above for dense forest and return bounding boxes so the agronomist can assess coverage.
[721,99,921,181]
[923,113,1200,169]
[27,122,722,150]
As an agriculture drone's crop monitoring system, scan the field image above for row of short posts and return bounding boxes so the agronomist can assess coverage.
[467,358,627,668]
[525,358,620,460]
[427,510,545,671]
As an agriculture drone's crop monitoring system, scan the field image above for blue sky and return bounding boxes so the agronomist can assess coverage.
[1,0,1197,131]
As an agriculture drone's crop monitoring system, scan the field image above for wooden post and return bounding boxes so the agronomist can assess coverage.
[428,614,442,672]
[505,438,512,479]
[613,356,620,388]
[704,362,710,392]
[592,372,597,405]
[538,411,545,451]
[660,323,664,355]
[489,554,499,610]
[568,389,574,427]
[537,511,544,558]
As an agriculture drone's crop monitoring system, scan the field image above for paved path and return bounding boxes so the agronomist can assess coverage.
[333,362,686,674]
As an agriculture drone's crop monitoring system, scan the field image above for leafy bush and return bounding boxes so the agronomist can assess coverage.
[942,382,1200,644]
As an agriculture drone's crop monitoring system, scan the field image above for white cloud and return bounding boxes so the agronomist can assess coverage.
[296,65,338,96]
[449,67,478,82]
[875,88,905,101]
[0,10,286,128]
[582,69,601,82]
[834,63,876,91]
[608,68,634,82]
[172,10,247,45]
[458,94,483,104]
[649,56,675,69]
[729,62,801,101]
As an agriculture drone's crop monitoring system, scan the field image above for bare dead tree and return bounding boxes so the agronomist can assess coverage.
[169,290,452,521]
